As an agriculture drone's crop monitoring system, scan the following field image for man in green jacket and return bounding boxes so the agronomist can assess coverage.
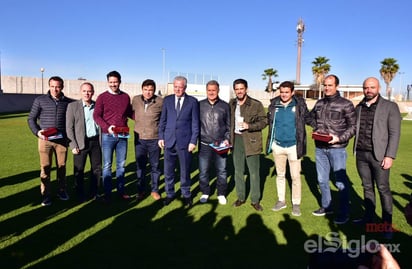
[229,78,267,211]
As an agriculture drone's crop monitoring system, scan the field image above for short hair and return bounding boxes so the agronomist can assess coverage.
[141,79,156,90]
[279,81,294,91]
[106,70,121,83]
[48,76,64,88]
[174,76,187,87]
[233,78,248,89]
[206,80,220,88]
[324,74,340,86]
[81,82,94,91]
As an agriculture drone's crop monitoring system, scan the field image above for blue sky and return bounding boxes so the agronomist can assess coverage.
[1,0,411,93]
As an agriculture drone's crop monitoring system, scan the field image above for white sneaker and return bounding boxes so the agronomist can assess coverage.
[200,194,209,203]
[217,195,227,205]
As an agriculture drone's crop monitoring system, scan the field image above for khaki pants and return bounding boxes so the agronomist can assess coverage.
[38,138,67,196]
[272,143,301,205]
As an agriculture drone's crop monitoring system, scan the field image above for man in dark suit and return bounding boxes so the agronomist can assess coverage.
[66,82,101,202]
[353,77,401,240]
[158,76,200,208]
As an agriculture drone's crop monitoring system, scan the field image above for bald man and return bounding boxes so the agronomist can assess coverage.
[353,77,401,240]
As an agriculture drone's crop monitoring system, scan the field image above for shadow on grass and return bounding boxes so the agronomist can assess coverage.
[3,200,313,269]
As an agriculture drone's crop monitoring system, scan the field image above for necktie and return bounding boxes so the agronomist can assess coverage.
[176,97,181,116]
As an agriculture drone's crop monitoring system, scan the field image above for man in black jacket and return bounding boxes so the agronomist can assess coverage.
[309,74,356,224]
[28,76,73,206]
[266,81,310,216]
[198,80,230,205]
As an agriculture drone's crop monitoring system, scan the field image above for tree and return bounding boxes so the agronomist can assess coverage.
[311,56,331,99]
[262,68,278,98]
[380,58,399,100]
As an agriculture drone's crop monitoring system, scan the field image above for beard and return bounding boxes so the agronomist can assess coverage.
[364,93,377,101]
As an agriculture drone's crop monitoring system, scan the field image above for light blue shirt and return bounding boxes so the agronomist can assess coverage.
[83,101,98,138]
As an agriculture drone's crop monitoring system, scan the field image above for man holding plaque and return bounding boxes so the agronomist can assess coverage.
[198,80,230,205]
[229,78,267,211]
[308,74,356,224]
[93,71,132,203]
[28,76,73,206]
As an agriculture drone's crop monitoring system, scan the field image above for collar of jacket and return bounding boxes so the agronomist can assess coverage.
[324,91,341,102]
[274,95,298,106]
[207,97,221,106]
[47,91,65,101]
[141,95,157,104]
[360,94,381,107]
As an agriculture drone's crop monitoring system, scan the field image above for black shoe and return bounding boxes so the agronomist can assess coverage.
[251,202,263,211]
[352,216,373,225]
[183,197,193,208]
[334,215,349,225]
[163,196,174,206]
[312,207,333,216]
[232,199,245,207]
[41,196,52,206]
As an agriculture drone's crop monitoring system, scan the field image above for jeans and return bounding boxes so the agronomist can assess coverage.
[232,134,261,204]
[356,150,392,223]
[198,143,228,196]
[102,133,128,198]
[38,138,68,196]
[315,147,350,217]
[73,137,101,200]
[134,135,161,193]
[272,143,301,205]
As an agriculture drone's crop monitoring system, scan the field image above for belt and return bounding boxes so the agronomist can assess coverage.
[86,135,99,141]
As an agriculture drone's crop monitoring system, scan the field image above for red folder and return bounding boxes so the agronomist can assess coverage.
[42,127,58,137]
[113,127,129,134]
[312,132,332,142]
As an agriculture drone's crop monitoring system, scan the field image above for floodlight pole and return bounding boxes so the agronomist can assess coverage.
[296,18,305,85]
[40,67,45,94]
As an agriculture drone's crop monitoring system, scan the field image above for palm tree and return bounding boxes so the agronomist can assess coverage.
[311,56,331,99]
[262,68,278,98]
[380,58,399,100]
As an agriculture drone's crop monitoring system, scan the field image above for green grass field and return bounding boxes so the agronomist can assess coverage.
[1,112,411,269]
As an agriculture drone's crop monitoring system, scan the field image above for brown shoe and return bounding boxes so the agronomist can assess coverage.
[151,192,161,200]
[232,199,245,207]
[251,202,263,211]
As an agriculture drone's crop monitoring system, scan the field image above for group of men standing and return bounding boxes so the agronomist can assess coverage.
[27,72,401,238]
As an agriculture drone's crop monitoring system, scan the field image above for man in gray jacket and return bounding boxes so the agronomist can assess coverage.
[353,77,401,240]
[66,82,101,202]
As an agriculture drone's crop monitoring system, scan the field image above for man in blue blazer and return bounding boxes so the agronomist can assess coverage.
[158,76,200,208]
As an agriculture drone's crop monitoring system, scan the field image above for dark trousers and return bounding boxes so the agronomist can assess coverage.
[356,150,393,223]
[73,137,101,200]
[134,135,161,193]
[164,144,192,198]
[232,134,261,204]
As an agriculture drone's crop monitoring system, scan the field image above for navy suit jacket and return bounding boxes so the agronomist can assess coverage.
[159,94,199,149]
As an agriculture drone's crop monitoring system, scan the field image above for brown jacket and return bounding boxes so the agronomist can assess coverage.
[132,95,163,140]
